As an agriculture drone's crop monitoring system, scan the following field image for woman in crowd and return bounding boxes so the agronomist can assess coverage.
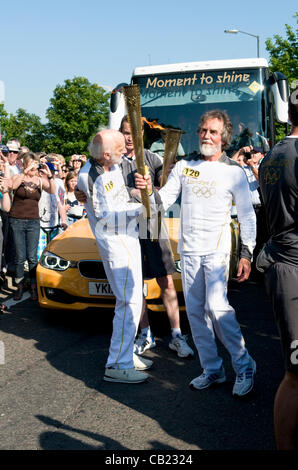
[9,152,56,301]
[64,171,85,225]
[69,155,84,175]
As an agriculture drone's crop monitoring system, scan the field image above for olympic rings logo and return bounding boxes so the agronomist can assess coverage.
[192,185,216,198]
[113,185,129,203]
[263,167,280,185]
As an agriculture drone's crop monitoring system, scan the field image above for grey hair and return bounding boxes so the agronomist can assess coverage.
[88,126,109,160]
[88,138,103,161]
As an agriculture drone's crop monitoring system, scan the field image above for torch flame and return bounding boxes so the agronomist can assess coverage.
[141,117,165,131]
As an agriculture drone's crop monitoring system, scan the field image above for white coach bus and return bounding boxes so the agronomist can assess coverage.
[108,58,289,157]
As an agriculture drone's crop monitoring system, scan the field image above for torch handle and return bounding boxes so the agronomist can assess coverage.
[123,84,151,218]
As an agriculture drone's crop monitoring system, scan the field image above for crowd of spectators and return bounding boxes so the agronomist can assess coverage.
[0,138,86,301]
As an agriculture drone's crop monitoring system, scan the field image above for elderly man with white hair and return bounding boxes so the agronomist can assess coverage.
[77,129,152,384]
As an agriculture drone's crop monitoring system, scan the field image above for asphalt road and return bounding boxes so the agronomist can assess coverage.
[0,276,285,454]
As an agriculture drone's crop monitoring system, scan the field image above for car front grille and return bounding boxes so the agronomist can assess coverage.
[78,260,107,280]
[42,287,115,304]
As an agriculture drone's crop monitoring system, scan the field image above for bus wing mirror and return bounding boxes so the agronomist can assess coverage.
[108,83,128,130]
[268,72,289,123]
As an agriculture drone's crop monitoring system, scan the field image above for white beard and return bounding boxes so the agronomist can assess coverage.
[200,142,221,157]
[110,155,122,165]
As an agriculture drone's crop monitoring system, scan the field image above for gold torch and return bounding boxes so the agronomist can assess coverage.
[122,84,151,219]
[160,128,183,187]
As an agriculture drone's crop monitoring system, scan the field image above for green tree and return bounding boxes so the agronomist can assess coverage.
[45,76,110,158]
[0,103,8,143]
[266,13,298,87]
[3,108,47,151]
[266,12,298,140]
[0,104,47,151]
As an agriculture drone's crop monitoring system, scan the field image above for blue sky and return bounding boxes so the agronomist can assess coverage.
[0,0,297,122]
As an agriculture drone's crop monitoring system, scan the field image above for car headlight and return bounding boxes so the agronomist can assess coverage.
[39,251,77,271]
[175,260,182,273]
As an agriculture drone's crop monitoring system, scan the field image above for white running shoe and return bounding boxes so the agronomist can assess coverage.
[189,367,226,390]
[169,334,194,358]
[232,359,256,397]
[103,368,148,384]
[133,353,153,371]
[134,331,156,355]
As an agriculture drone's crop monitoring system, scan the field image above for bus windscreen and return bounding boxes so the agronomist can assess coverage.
[133,68,269,158]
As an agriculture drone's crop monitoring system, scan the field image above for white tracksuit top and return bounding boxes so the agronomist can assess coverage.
[77,160,142,261]
[159,157,256,257]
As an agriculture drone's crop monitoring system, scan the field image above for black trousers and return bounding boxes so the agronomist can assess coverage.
[265,262,298,374]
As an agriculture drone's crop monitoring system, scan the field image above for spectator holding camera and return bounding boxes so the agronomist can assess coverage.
[70,154,84,175]
[38,155,68,259]
[231,145,264,206]
[9,152,56,301]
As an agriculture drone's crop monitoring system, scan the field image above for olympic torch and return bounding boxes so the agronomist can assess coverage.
[160,128,183,187]
[122,84,151,219]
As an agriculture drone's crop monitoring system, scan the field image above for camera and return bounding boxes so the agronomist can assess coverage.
[38,163,44,170]
[0,171,4,177]
[243,146,263,163]
[0,144,9,155]
[243,151,252,163]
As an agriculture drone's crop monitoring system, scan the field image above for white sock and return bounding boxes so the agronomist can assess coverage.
[171,328,181,338]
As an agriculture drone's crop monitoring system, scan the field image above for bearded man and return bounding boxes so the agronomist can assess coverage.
[135,110,257,396]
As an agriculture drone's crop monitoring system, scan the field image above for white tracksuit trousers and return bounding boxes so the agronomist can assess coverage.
[181,253,251,375]
[100,236,143,370]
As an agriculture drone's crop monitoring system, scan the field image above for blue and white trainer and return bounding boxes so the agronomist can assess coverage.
[232,359,256,397]
[189,366,226,390]
[134,331,156,355]
[169,334,194,358]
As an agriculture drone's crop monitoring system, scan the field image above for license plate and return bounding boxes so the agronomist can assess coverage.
[88,282,114,296]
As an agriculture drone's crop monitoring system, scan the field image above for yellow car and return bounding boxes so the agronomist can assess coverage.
[37,216,239,312]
